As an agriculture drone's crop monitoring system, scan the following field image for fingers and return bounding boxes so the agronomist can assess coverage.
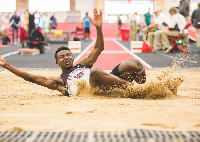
[93,8,102,16]
[100,9,102,16]
[93,8,97,17]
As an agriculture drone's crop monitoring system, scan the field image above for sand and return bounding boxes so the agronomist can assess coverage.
[0,69,200,132]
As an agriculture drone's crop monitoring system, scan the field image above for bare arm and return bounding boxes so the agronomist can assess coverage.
[142,23,158,33]
[146,23,158,30]
[78,8,104,68]
[0,55,65,94]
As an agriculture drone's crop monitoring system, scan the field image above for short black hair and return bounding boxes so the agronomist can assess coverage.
[55,46,72,62]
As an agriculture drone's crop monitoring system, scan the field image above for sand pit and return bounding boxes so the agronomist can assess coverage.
[0,69,200,132]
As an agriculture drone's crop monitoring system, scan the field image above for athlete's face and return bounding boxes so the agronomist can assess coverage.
[56,50,74,69]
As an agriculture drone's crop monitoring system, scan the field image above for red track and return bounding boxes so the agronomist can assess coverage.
[74,39,150,70]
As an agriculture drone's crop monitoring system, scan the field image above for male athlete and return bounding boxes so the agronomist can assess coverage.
[0,9,146,96]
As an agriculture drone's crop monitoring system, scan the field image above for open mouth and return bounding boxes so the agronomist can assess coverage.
[65,60,70,65]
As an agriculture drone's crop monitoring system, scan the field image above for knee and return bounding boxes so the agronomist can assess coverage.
[161,31,167,36]
[130,60,146,84]
[129,59,146,83]
[122,59,146,84]
[128,59,143,71]
[154,32,160,36]
[148,33,153,38]
[135,71,146,84]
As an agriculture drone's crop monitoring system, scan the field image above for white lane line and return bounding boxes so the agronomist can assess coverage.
[74,39,95,63]
[1,51,19,73]
[112,39,152,69]
[188,35,196,41]
[2,51,19,58]
[104,38,116,41]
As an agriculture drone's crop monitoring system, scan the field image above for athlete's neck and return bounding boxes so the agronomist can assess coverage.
[62,66,73,73]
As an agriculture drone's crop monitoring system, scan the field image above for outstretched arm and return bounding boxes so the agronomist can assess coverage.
[0,55,65,94]
[78,8,104,68]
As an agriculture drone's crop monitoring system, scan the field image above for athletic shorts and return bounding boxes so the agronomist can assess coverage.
[85,28,90,33]
[110,63,145,83]
[110,63,132,81]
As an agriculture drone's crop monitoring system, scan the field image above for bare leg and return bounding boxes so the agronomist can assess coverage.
[118,58,146,84]
[89,67,130,89]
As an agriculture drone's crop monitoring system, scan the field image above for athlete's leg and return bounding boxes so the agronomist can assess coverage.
[89,67,130,89]
[118,58,146,84]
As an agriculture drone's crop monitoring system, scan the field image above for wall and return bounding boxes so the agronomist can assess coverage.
[16,0,28,10]
[70,0,75,10]
[3,0,197,24]
[75,0,96,21]
[156,0,164,11]
[163,0,180,15]
[190,0,199,14]
[96,0,104,11]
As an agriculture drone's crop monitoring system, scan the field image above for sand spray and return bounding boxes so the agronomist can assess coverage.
[72,52,200,99]
[72,69,183,99]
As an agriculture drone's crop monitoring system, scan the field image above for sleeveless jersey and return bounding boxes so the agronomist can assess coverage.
[60,64,90,96]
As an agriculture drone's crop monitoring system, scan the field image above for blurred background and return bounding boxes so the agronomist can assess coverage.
[0,0,199,54]
[0,0,199,23]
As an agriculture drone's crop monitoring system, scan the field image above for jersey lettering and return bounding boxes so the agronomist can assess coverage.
[74,71,84,79]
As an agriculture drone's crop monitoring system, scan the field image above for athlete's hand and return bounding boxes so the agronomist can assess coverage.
[89,8,102,28]
[0,55,8,68]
